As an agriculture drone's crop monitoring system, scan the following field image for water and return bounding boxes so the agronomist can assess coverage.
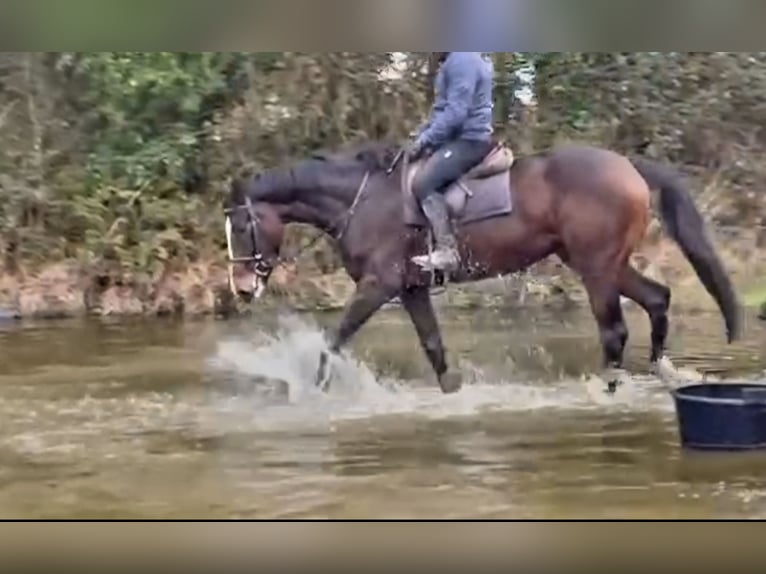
[0,304,765,519]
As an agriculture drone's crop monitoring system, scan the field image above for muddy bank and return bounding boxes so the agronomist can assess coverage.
[0,261,229,320]
[0,231,763,321]
[0,258,577,321]
[0,259,358,320]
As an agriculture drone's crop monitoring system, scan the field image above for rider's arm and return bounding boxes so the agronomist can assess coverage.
[417,52,478,148]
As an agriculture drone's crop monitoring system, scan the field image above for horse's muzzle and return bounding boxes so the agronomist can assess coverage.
[230,268,269,302]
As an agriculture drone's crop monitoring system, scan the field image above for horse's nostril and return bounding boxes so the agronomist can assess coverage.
[237,290,254,303]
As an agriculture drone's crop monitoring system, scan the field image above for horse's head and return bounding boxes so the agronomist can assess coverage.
[223,176,285,301]
[222,142,400,301]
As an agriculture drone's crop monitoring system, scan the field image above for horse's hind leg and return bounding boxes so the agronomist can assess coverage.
[619,265,671,365]
[581,271,630,391]
[400,285,461,394]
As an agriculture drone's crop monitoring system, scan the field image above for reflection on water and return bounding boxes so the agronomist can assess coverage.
[0,305,765,518]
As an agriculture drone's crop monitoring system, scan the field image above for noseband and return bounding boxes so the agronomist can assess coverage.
[223,196,273,292]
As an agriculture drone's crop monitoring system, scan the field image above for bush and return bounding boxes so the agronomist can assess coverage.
[0,52,764,282]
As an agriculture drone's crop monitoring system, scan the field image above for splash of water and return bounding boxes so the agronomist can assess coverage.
[205,313,676,433]
[209,314,397,403]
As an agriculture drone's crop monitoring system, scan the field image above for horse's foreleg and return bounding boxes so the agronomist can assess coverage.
[400,286,461,394]
[316,274,398,392]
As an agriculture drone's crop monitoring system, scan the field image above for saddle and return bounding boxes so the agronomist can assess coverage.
[402,142,515,228]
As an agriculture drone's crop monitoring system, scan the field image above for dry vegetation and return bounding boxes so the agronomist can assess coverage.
[0,52,765,318]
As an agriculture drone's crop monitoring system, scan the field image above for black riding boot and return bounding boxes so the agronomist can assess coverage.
[411,194,460,271]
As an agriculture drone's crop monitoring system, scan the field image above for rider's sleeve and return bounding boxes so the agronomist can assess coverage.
[417,53,477,147]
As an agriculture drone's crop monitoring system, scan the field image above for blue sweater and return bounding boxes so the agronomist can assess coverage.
[453,0,526,51]
[417,52,494,148]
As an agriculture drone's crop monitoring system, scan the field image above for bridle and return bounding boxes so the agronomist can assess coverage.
[332,170,370,243]
[222,168,372,298]
[223,195,273,297]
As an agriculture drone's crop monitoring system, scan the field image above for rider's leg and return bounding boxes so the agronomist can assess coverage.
[411,138,494,271]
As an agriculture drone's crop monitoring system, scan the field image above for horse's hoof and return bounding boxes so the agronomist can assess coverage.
[606,380,621,395]
[439,371,463,394]
[316,372,331,393]
[653,355,679,386]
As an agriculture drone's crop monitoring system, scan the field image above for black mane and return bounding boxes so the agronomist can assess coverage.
[329,138,517,173]
[346,140,402,172]
[310,140,401,173]
[227,139,404,207]
[229,164,297,206]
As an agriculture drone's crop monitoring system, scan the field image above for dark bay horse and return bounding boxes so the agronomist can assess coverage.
[223,141,741,394]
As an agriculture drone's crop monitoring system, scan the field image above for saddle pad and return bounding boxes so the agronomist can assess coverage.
[403,171,513,227]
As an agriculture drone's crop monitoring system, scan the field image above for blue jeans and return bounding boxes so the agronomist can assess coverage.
[412,138,495,201]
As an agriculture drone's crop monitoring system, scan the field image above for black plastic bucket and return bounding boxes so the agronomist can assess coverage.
[672,383,766,451]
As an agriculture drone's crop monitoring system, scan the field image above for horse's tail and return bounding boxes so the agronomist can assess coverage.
[630,157,742,343]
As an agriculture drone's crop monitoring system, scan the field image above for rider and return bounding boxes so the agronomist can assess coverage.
[407,51,496,272]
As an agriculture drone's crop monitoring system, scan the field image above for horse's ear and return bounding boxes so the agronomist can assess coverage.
[354,147,390,170]
[382,146,399,167]
[230,177,247,204]
[354,149,374,165]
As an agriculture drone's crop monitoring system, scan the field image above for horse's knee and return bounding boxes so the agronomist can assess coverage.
[360,273,401,296]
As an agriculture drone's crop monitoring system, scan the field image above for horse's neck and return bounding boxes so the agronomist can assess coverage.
[280,184,356,238]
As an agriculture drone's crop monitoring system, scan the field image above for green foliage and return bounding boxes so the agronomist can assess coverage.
[0,52,765,280]
[66,52,230,188]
